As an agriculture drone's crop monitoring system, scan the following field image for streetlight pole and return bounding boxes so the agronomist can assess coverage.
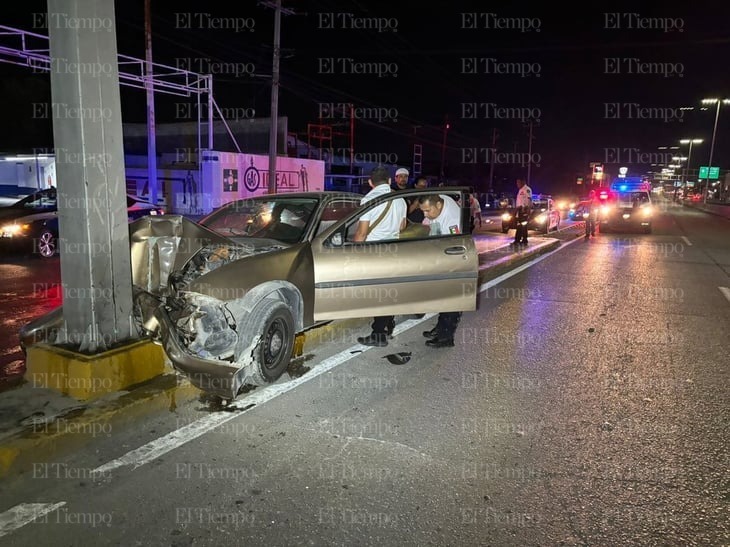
[701,98,730,203]
[680,138,702,188]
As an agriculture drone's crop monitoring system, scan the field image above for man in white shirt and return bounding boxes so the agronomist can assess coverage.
[512,178,532,247]
[354,166,407,347]
[419,193,461,236]
[418,194,463,348]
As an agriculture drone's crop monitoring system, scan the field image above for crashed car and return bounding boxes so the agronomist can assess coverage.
[22,189,478,400]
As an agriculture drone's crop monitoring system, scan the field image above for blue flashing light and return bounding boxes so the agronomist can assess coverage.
[619,184,627,191]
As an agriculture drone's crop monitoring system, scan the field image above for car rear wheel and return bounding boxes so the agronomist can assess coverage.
[37,229,57,258]
[246,298,295,386]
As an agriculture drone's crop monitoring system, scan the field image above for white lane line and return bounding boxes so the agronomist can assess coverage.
[479,236,584,294]
[681,236,693,246]
[95,344,385,474]
[95,238,577,474]
[719,287,730,304]
[0,502,66,538]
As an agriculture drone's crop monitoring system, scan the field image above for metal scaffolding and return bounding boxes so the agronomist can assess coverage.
[0,24,242,157]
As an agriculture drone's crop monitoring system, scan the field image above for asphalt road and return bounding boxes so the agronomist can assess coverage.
[0,200,728,546]
[0,256,61,390]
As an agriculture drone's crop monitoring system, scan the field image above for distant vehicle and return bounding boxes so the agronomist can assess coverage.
[568,200,592,221]
[0,188,165,258]
[599,178,653,234]
[501,194,561,234]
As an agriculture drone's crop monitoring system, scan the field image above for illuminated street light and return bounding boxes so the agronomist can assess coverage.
[679,138,703,189]
[700,98,730,202]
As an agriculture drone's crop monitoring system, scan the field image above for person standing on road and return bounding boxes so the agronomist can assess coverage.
[585,189,600,240]
[469,193,482,233]
[355,166,407,347]
[418,193,463,348]
[511,178,532,247]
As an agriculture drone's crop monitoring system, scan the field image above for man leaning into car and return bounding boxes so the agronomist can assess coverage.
[418,193,463,348]
[355,166,408,347]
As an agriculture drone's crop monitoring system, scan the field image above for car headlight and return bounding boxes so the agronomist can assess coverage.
[501,213,512,221]
[535,214,547,223]
[1,223,28,237]
[641,206,652,216]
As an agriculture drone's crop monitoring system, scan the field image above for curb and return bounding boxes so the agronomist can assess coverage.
[0,239,563,480]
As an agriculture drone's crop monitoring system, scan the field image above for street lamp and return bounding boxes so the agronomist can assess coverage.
[700,98,730,202]
[679,138,702,190]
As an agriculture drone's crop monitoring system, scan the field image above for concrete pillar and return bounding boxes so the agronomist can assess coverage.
[47,0,135,352]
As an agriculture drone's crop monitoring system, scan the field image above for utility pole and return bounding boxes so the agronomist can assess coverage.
[488,128,498,191]
[144,0,157,206]
[526,119,536,187]
[349,103,355,174]
[260,1,296,194]
[267,0,282,194]
[440,115,449,181]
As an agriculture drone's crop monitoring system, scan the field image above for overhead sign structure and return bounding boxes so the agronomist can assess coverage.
[698,166,719,179]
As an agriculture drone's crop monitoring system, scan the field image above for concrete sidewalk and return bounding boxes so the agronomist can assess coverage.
[0,230,572,479]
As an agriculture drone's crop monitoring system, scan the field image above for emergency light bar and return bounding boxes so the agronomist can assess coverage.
[610,177,650,192]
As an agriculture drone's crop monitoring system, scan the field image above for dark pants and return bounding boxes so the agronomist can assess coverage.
[514,214,528,243]
[371,315,394,335]
[435,312,461,340]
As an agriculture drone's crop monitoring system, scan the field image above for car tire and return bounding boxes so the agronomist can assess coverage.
[644,226,652,234]
[36,228,57,258]
[246,298,295,386]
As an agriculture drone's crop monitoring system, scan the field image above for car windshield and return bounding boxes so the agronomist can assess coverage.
[615,192,650,208]
[201,197,320,243]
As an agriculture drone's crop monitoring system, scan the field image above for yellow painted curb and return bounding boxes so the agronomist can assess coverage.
[24,340,166,401]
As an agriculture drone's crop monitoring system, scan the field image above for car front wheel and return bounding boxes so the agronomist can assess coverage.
[36,229,57,258]
[246,298,295,386]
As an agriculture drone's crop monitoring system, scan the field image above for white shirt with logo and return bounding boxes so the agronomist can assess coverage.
[428,194,462,236]
[359,184,407,241]
[516,185,532,209]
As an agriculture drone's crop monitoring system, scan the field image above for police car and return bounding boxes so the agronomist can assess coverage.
[599,178,653,234]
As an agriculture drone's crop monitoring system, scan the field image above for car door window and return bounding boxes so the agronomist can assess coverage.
[315,199,360,236]
[327,191,467,246]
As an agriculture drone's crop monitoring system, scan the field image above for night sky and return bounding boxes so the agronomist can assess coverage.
[1,0,730,195]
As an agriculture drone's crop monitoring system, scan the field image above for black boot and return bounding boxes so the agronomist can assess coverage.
[357,333,388,347]
[386,319,395,337]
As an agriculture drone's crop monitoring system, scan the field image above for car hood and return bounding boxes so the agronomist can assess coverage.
[129,215,290,296]
[0,209,58,225]
[0,207,54,222]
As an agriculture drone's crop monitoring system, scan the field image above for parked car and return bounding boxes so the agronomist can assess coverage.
[501,195,561,234]
[22,189,479,400]
[0,188,164,258]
